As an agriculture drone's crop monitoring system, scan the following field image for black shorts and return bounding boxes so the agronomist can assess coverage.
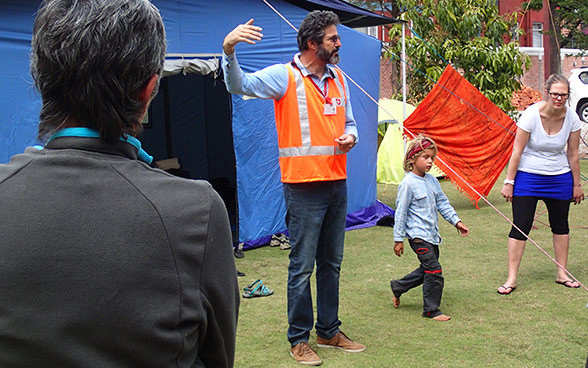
[508,196,570,240]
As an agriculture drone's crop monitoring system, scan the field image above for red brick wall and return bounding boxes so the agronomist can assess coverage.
[380,58,395,99]
[498,0,546,47]
[520,54,544,90]
[379,51,588,157]
[379,50,588,99]
[519,49,588,91]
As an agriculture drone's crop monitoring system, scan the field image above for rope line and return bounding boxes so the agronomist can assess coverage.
[268,0,516,137]
[407,28,450,65]
[546,0,561,54]
[262,0,298,32]
[423,139,588,292]
[384,45,516,136]
[260,0,404,139]
[516,0,534,38]
[260,0,588,293]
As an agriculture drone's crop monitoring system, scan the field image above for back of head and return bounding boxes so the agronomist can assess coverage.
[31,0,166,143]
[297,10,340,52]
[403,134,438,172]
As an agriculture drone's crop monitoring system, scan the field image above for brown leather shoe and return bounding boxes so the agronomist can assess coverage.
[316,331,366,353]
[290,341,322,366]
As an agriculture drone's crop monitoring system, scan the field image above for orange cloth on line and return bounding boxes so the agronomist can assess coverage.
[403,65,516,208]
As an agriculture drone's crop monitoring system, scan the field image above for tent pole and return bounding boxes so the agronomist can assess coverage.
[162,78,173,158]
[402,15,406,122]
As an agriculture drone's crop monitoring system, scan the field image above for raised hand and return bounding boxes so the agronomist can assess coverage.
[223,19,263,55]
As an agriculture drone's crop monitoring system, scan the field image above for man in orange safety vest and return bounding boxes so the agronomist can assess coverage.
[222,10,364,366]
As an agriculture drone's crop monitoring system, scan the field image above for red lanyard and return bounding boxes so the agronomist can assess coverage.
[291,59,331,104]
[308,77,327,98]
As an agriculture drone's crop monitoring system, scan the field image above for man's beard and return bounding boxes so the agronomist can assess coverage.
[317,44,340,64]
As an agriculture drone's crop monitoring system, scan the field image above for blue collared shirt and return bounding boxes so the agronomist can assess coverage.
[221,51,358,140]
[393,172,461,245]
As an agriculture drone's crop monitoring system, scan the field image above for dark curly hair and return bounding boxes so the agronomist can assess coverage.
[297,10,340,52]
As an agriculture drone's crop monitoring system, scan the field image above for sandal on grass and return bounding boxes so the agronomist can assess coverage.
[242,282,273,298]
[497,285,516,295]
[555,280,580,288]
[243,279,263,292]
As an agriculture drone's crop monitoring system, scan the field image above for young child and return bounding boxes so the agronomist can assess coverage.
[391,134,469,321]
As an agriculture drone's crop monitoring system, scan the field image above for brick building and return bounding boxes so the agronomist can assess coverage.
[365,0,588,156]
[497,0,588,90]
[374,0,587,97]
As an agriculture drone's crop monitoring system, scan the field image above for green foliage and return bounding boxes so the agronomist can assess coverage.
[556,0,588,50]
[385,0,531,115]
[520,0,543,11]
[346,0,401,17]
[522,0,588,50]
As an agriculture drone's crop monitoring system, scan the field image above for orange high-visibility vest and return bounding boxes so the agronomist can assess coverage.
[274,63,348,183]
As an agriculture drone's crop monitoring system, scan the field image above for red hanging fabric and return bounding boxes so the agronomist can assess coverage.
[403,65,516,208]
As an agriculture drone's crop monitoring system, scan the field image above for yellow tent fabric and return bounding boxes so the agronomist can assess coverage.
[376,99,443,184]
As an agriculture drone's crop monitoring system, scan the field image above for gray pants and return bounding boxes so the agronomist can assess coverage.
[390,239,444,318]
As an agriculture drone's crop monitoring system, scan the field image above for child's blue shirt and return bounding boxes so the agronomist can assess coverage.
[393,172,461,245]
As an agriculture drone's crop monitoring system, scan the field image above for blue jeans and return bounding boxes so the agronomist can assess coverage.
[283,180,347,346]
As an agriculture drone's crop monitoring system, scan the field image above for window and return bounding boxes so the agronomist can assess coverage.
[356,26,378,39]
[532,23,543,47]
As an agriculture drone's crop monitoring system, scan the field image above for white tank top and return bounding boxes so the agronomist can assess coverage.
[517,102,582,175]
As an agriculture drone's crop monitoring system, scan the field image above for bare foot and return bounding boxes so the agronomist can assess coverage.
[432,314,451,322]
[392,294,400,308]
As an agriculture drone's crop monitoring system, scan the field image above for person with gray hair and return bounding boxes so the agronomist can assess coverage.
[223,10,364,366]
[0,0,239,367]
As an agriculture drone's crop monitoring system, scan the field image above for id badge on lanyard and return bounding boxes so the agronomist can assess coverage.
[324,96,342,116]
[324,97,337,116]
[311,77,340,116]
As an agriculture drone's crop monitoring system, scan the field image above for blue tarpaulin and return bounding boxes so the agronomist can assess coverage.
[0,0,395,248]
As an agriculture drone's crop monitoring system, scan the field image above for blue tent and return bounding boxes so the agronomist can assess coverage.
[0,0,395,248]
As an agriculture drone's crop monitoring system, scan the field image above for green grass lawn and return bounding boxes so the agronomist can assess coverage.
[234,161,588,367]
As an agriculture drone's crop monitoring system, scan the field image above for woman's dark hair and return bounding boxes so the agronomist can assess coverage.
[297,10,340,52]
[31,0,166,142]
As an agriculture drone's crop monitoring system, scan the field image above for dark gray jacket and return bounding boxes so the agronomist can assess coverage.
[0,136,239,367]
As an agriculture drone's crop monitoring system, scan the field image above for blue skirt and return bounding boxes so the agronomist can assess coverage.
[513,171,573,200]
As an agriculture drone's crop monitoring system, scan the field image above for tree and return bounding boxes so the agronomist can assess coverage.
[347,0,401,18]
[347,1,404,95]
[522,0,588,75]
[384,0,531,115]
[553,1,588,50]
[523,0,588,50]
